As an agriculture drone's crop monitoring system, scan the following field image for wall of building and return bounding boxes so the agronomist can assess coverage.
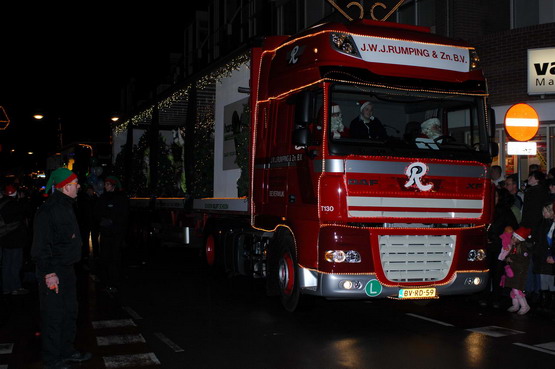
[476,22,555,106]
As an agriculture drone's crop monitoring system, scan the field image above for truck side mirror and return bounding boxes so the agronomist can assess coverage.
[293,127,309,147]
[292,91,313,126]
[488,106,496,137]
[490,142,499,157]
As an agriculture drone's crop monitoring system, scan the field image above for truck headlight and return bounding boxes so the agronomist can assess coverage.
[325,250,361,263]
[330,33,360,58]
[467,249,486,261]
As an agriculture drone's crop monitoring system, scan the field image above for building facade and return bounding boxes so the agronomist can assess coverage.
[119,0,555,188]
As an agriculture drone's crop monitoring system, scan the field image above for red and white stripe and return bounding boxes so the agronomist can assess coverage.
[347,196,483,219]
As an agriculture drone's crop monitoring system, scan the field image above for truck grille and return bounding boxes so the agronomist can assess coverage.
[378,235,455,282]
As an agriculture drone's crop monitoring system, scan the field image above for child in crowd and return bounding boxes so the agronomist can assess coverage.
[501,226,532,315]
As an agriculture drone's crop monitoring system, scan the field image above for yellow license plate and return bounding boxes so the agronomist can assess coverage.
[398,288,436,299]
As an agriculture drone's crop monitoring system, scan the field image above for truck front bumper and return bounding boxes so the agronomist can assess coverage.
[298,266,488,299]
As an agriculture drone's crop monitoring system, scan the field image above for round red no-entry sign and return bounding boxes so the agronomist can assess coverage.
[504,103,539,142]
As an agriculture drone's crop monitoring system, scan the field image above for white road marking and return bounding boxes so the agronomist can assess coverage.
[0,343,13,354]
[92,319,137,329]
[154,332,185,352]
[466,326,524,337]
[535,342,555,351]
[514,343,555,356]
[405,313,454,327]
[96,334,146,346]
[103,353,161,368]
[122,306,143,320]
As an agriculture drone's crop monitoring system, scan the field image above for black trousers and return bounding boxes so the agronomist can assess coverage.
[38,265,77,365]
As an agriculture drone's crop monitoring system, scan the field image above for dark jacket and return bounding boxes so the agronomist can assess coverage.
[0,196,29,249]
[31,191,82,276]
[349,116,387,139]
[533,218,555,275]
[504,241,531,291]
[95,191,128,237]
[521,183,549,240]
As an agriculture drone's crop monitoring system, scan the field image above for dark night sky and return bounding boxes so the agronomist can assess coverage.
[0,5,190,169]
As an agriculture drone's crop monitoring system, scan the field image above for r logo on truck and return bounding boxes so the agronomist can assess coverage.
[404,162,433,192]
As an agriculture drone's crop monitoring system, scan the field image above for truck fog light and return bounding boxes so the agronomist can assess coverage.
[341,280,353,290]
[473,277,482,285]
[339,280,363,290]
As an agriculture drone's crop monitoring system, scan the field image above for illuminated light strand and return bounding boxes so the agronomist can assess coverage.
[114,53,249,135]
[324,75,488,97]
[318,223,486,231]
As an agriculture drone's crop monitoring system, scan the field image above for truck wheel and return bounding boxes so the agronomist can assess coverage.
[205,234,216,266]
[276,238,300,312]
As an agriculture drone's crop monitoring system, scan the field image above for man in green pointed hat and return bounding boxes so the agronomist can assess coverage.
[31,168,92,369]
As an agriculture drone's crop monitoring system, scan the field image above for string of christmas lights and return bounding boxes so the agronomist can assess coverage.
[114,53,250,135]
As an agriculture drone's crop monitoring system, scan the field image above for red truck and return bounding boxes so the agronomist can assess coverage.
[182,19,498,311]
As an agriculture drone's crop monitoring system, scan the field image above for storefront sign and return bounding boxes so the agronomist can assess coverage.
[528,47,555,95]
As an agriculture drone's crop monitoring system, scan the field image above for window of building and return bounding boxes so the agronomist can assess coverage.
[512,0,555,28]
[396,0,436,31]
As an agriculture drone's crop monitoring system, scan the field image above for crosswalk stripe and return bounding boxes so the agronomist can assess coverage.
[0,343,13,354]
[154,332,185,352]
[122,306,143,320]
[97,334,146,346]
[103,353,161,368]
[92,319,137,329]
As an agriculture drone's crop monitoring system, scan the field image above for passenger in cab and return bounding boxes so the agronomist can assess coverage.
[349,101,387,139]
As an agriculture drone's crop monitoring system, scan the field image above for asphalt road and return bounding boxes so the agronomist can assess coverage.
[1,246,555,369]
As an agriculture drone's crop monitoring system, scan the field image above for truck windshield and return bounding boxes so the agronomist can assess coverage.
[328,84,490,160]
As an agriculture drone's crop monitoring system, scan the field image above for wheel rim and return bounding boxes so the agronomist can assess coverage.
[206,235,215,266]
[278,251,295,295]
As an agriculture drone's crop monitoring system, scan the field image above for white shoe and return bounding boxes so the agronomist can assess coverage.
[517,305,530,315]
[517,296,530,315]
[507,298,520,312]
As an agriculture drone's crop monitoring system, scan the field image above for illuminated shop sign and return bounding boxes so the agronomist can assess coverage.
[528,47,555,95]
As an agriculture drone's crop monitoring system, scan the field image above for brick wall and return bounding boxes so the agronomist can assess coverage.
[475,23,555,106]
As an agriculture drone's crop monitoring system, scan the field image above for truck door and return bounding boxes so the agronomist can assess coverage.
[263,100,293,220]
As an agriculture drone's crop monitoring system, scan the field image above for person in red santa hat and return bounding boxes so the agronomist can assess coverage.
[349,100,387,139]
[502,226,532,315]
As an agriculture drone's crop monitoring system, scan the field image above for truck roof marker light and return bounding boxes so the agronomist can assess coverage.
[325,77,488,97]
